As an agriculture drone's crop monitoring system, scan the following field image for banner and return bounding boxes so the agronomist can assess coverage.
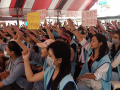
[40,9,46,22]
[82,9,97,26]
[37,9,46,22]
[27,12,40,29]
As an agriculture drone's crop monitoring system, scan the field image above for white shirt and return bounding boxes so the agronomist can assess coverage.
[80,38,109,80]
[112,54,120,68]
[107,42,120,68]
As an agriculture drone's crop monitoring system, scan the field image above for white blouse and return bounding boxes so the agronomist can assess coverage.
[107,41,120,68]
[79,38,109,80]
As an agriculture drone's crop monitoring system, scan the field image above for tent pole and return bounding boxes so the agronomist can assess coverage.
[16,7,19,27]
[57,9,60,25]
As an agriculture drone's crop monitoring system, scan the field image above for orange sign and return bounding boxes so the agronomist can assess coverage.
[27,12,40,29]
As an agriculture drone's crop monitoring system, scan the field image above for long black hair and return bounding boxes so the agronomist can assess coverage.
[92,33,109,61]
[48,41,71,90]
[8,41,23,56]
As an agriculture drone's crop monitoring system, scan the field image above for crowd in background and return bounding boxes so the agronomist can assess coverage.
[0,19,119,90]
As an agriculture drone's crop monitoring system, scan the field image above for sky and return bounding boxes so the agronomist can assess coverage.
[90,0,120,17]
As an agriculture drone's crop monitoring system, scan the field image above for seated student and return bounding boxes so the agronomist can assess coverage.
[108,32,120,81]
[67,19,112,90]
[22,41,78,90]
[0,40,32,90]
[107,30,115,42]
[56,34,75,76]
[26,32,36,50]
[33,39,55,90]
[0,33,12,71]
[14,34,52,90]
[65,31,78,77]
[86,26,96,43]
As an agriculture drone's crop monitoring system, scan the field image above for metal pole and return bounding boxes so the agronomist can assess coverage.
[49,16,50,22]
[57,9,60,25]
[16,7,19,27]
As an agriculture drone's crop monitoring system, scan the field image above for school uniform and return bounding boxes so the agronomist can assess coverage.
[109,49,120,81]
[77,38,112,90]
[44,66,78,90]
[70,39,78,76]
[0,42,33,90]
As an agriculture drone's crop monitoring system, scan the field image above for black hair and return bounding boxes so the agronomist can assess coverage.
[2,38,7,43]
[40,35,50,42]
[65,31,73,40]
[57,34,70,44]
[48,41,71,90]
[29,31,35,36]
[5,33,11,37]
[78,27,84,30]
[78,27,85,35]
[88,32,93,39]
[111,32,120,58]
[8,41,23,56]
[60,27,66,32]
[42,29,47,33]
[92,33,109,61]
[115,30,120,38]
[71,43,76,52]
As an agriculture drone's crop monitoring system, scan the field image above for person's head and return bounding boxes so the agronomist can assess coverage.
[109,30,115,38]
[4,41,22,58]
[40,35,49,42]
[90,33,109,58]
[60,27,66,34]
[89,26,94,33]
[78,27,85,35]
[108,25,116,30]
[37,39,55,57]
[65,31,73,41]
[112,32,120,45]
[26,33,35,42]
[57,34,71,44]
[5,33,12,39]
[47,41,71,90]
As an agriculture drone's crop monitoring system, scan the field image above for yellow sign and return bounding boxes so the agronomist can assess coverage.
[27,12,40,29]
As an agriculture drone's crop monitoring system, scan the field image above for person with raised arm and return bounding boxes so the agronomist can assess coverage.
[67,19,112,90]
[22,40,78,90]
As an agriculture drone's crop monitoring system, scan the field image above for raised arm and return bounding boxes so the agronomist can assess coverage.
[39,26,47,36]
[67,19,83,42]
[12,25,28,42]
[31,30,41,38]
[44,20,54,40]
[13,34,28,50]
[0,31,7,39]
[26,30,41,43]
[3,24,15,37]
[114,20,118,30]
[0,38,3,45]
[54,22,63,35]
[80,25,88,33]
[97,20,107,34]
[64,21,71,31]
[22,48,44,82]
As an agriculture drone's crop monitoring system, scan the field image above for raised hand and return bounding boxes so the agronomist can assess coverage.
[54,22,57,27]
[39,26,41,30]
[13,34,22,42]
[67,19,75,32]
[43,20,48,29]
[22,48,30,61]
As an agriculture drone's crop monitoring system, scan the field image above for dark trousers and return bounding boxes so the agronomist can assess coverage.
[0,82,24,90]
